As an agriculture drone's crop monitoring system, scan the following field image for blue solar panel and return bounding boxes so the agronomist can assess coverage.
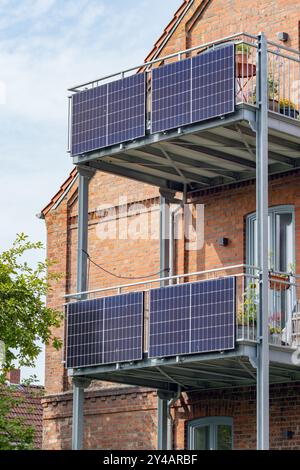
[148,277,235,359]
[190,277,235,353]
[149,284,190,358]
[71,84,108,156]
[151,58,191,133]
[191,44,235,123]
[151,44,235,134]
[71,73,146,156]
[66,292,144,368]
[107,74,146,147]
[103,292,144,364]
[66,297,104,369]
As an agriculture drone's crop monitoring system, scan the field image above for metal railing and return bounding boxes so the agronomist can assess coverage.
[68,32,300,153]
[65,264,300,352]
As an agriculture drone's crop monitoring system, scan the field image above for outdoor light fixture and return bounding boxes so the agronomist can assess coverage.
[277,32,289,42]
[218,237,229,247]
[282,430,294,440]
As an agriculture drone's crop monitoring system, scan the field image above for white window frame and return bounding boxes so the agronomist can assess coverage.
[188,416,233,450]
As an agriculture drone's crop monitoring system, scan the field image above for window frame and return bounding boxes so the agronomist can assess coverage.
[246,205,295,271]
[188,416,233,450]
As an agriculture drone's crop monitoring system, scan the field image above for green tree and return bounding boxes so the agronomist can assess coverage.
[0,234,62,449]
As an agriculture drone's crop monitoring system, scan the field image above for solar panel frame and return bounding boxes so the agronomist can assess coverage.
[148,277,236,359]
[150,44,235,134]
[151,58,192,134]
[70,73,146,156]
[148,283,191,359]
[71,84,108,156]
[66,291,144,369]
[66,297,105,369]
[190,277,236,354]
[107,73,146,147]
[102,291,144,365]
[191,44,235,123]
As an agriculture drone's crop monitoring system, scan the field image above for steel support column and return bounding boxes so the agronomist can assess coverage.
[72,165,94,450]
[72,378,91,450]
[76,167,94,293]
[158,195,171,449]
[256,32,270,450]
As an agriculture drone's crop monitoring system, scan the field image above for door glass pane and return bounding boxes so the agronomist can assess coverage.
[194,426,210,450]
[276,213,293,272]
[217,425,232,450]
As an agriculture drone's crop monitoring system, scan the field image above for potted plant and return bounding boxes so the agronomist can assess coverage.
[269,270,290,291]
[235,43,254,78]
[278,98,299,119]
[237,282,258,339]
[269,312,283,344]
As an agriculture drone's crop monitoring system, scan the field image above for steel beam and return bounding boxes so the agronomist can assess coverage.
[72,166,94,450]
[76,166,94,294]
[72,378,91,450]
[256,32,270,450]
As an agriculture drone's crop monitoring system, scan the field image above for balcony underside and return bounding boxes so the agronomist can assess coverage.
[70,343,300,393]
[73,105,300,193]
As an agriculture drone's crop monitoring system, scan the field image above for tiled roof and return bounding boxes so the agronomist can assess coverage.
[41,168,77,217]
[7,385,44,449]
[144,0,192,62]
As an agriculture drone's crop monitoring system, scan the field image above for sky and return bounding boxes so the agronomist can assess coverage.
[0,0,183,384]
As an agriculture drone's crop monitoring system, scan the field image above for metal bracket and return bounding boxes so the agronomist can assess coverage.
[249,119,257,133]
[76,164,96,179]
[72,377,92,389]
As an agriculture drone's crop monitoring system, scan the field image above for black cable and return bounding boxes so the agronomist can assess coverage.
[82,250,170,280]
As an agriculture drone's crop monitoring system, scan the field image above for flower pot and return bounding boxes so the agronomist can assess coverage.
[269,273,290,291]
[235,52,256,79]
[280,107,299,119]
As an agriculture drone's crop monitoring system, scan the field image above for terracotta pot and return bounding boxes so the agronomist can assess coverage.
[236,52,256,78]
[269,273,290,291]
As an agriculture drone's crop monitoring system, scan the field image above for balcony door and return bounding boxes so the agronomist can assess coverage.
[188,417,233,450]
[246,206,295,343]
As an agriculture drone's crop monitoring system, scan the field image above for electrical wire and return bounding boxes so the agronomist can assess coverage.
[82,250,169,280]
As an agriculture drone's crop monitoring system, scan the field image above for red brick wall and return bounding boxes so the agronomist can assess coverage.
[43,0,300,450]
[42,383,300,450]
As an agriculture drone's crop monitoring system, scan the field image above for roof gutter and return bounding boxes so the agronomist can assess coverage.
[150,0,195,61]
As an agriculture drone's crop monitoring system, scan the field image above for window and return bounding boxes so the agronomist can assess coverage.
[188,417,233,450]
[246,205,295,272]
[246,206,295,344]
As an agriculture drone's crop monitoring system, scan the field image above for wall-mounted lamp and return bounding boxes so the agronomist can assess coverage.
[218,237,229,247]
[277,32,289,42]
[282,430,294,440]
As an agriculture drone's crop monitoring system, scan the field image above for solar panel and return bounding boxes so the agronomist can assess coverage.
[150,44,235,134]
[66,297,104,369]
[71,84,108,156]
[71,73,146,156]
[66,292,144,368]
[148,277,235,359]
[149,284,190,358]
[103,292,144,364]
[191,44,235,123]
[107,73,146,147]
[151,58,192,133]
[190,277,235,354]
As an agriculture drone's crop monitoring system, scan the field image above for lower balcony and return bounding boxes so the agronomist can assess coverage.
[65,265,300,393]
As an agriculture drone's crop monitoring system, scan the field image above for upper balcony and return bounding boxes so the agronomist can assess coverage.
[65,265,300,393]
[68,32,300,194]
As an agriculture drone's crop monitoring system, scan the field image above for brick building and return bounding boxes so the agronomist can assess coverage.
[41,1,300,450]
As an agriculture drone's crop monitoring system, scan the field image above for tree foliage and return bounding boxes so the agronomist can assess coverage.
[0,233,63,369]
[0,234,62,449]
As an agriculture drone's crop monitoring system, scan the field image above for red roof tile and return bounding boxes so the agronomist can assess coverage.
[7,385,44,449]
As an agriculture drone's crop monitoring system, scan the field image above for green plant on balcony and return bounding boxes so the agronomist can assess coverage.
[238,282,258,326]
[236,43,252,54]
